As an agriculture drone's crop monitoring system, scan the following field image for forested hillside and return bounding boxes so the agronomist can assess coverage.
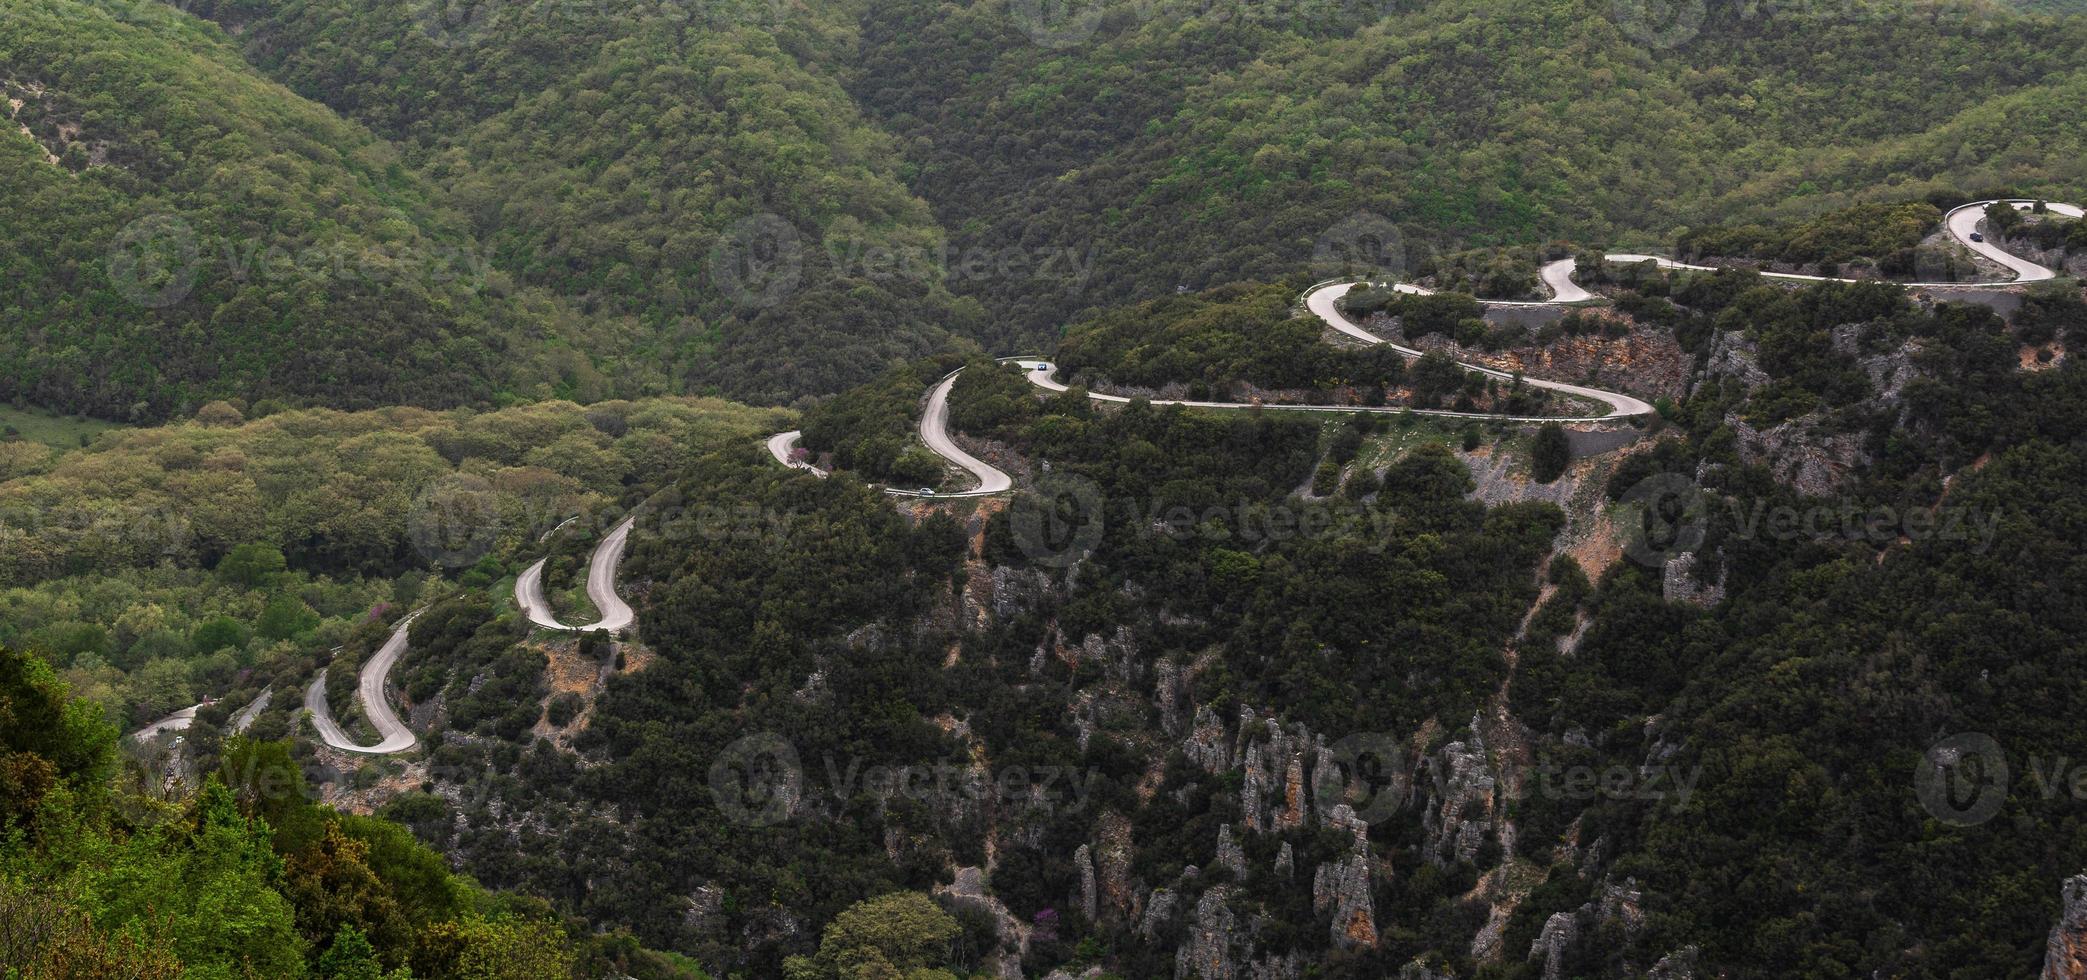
[316,266,2082,977]
[0,0,643,420]
[0,394,780,734]
[9,0,2087,419]
[175,0,979,405]
[13,0,2087,976]
[1049,279,1562,414]
[1505,280,2087,976]
[850,0,2087,346]
[1,392,779,976]
[0,647,702,978]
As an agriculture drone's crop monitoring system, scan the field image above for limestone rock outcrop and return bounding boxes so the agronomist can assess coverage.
[1528,911,1578,980]
[2045,873,2087,980]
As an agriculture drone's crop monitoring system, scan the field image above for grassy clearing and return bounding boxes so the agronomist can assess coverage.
[1347,413,1523,472]
[0,403,124,451]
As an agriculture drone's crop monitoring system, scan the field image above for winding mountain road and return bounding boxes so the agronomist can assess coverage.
[767,431,828,477]
[128,688,273,744]
[1297,285,1656,419]
[295,511,639,757]
[769,197,2077,496]
[230,689,271,733]
[129,703,204,742]
[296,509,637,757]
[1385,200,2078,301]
[1946,200,2083,282]
[1599,199,2079,289]
[515,515,637,633]
[305,615,420,755]
[1540,258,1595,304]
[914,370,1014,497]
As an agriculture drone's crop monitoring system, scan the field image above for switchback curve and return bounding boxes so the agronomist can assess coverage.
[772,198,2078,495]
[305,614,420,755]
[515,515,638,633]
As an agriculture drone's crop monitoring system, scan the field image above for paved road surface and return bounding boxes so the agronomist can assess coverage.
[1300,283,1656,419]
[229,689,271,733]
[128,688,274,743]
[1540,258,1595,304]
[581,517,636,632]
[514,558,563,630]
[515,515,637,632]
[1594,199,2079,292]
[1385,258,1597,308]
[767,431,828,477]
[129,703,204,741]
[1942,200,2082,283]
[916,370,1014,496]
[1410,200,2081,307]
[305,615,420,754]
[774,197,2078,493]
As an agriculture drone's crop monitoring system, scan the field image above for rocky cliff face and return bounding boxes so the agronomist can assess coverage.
[1310,845,1378,950]
[1723,410,1869,497]
[936,865,1029,980]
[1364,310,1692,400]
[1235,710,1316,834]
[1700,329,1769,392]
[1661,552,1725,607]
[1529,911,1578,980]
[2045,873,2087,980]
[1422,715,1497,867]
[1162,707,1390,973]
[1173,887,1247,980]
[1694,325,1926,497]
[1164,877,1307,980]
[1646,945,1701,979]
